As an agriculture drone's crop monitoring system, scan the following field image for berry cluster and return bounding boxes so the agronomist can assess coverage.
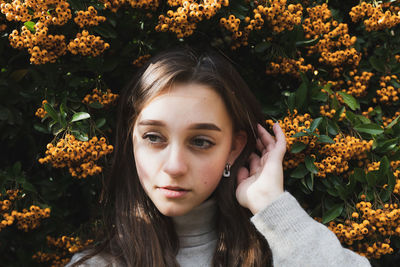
[373,75,400,104]
[252,0,303,33]
[67,30,110,57]
[303,4,332,38]
[9,22,67,64]
[344,71,374,97]
[0,0,72,26]
[156,0,228,38]
[33,235,93,267]
[38,134,113,178]
[220,1,302,49]
[350,2,400,31]
[0,189,18,231]
[314,135,373,178]
[327,195,400,258]
[1,189,51,232]
[82,88,119,107]
[35,100,48,119]
[219,14,244,47]
[101,0,159,13]
[132,54,151,67]
[266,56,313,78]
[319,105,346,121]
[303,4,360,68]
[74,6,106,28]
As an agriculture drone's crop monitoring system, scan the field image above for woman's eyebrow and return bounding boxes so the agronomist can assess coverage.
[189,123,221,131]
[137,120,221,131]
[137,120,165,126]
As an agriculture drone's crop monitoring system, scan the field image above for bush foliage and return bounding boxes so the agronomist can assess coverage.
[1,0,400,266]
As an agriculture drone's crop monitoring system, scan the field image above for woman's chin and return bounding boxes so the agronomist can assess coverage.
[155,202,194,217]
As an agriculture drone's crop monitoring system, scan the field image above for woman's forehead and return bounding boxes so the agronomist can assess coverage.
[136,83,233,130]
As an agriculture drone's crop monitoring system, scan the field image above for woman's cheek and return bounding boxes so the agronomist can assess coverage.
[134,146,157,186]
[198,155,226,187]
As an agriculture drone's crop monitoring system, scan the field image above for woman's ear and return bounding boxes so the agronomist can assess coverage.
[228,130,247,164]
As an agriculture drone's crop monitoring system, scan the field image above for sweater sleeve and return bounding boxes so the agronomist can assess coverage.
[250,191,371,267]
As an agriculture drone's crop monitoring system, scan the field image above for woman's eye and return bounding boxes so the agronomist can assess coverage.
[191,138,215,149]
[143,133,164,144]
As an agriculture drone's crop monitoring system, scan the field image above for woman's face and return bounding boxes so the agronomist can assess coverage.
[132,83,246,216]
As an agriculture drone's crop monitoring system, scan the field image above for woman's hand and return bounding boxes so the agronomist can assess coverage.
[236,123,287,215]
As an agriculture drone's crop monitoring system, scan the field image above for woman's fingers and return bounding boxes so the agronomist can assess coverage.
[271,123,287,160]
[257,124,276,153]
[256,138,264,154]
[248,152,260,176]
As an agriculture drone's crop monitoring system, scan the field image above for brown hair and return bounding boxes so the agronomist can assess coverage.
[72,45,272,266]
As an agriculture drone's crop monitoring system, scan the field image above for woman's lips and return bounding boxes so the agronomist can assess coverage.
[157,186,190,198]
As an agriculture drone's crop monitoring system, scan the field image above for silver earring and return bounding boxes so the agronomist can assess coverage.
[223,163,231,178]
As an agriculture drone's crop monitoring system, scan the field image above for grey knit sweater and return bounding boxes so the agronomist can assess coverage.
[66,192,371,266]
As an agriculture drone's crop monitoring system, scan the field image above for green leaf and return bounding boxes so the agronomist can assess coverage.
[305,155,318,174]
[44,103,59,122]
[71,130,89,141]
[306,173,314,191]
[374,138,398,153]
[295,81,308,110]
[366,172,378,187]
[369,56,386,72]
[327,119,339,135]
[287,92,296,113]
[95,118,106,128]
[386,114,400,129]
[388,172,396,191]
[354,123,384,135]
[378,156,390,178]
[295,37,319,47]
[326,188,339,197]
[292,132,307,137]
[59,104,67,128]
[322,83,333,94]
[346,172,357,192]
[290,142,307,153]
[93,24,117,39]
[88,102,104,109]
[322,203,344,224]
[353,168,366,183]
[311,91,328,102]
[24,21,35,32]
[22,181,36,193]
[290,164,309,179]
[10,69,29,82]
[255,42,271,53]
[33,123,50,134]
[301,174,314,191]
[337,91,360,111]
[317,135,335,144]
[310,117,322,132]
[12,162,22,176]
[70,112,91,123]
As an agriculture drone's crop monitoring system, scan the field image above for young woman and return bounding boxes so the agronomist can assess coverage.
[67,46,371,266]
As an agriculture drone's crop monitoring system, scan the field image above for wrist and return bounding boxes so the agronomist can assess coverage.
[249,190,284,215]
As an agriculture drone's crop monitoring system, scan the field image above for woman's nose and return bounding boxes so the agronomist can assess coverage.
[162,143,188,177]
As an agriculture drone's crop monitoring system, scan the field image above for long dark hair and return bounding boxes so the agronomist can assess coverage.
[72,45,272,266]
